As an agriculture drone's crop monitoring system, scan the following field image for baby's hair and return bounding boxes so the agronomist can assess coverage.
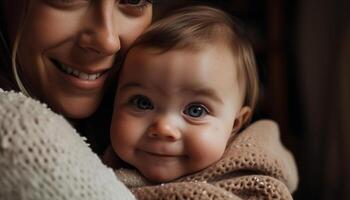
[130,5,259,122]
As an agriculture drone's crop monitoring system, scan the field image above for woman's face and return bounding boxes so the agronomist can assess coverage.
[5,0,152,118]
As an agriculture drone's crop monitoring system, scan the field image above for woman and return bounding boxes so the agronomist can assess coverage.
[1,0,152,117]
[1,0,153,153]
[0,0,153,199]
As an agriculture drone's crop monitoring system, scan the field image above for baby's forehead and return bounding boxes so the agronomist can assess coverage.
[130,39,236,61]
[124,43,240,84]
[123,44,242,88]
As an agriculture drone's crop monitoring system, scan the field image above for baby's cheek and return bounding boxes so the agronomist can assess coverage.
[202,137,227,162]
[186,127,228,168]
[110,113,141,154]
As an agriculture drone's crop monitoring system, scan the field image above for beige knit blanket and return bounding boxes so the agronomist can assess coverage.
[113,120,298,200]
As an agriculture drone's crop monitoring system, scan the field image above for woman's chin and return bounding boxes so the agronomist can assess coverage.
[49,96,102,119]
[60,108,95,119]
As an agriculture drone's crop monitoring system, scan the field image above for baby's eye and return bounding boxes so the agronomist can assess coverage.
[129,95,154,110]
[183,104,209,118]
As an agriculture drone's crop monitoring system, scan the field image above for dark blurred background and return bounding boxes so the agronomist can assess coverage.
[155,1,350,199]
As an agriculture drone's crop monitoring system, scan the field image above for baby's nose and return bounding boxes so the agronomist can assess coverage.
[147,118,181,141]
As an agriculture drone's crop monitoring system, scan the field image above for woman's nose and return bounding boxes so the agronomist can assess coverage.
[147,118,182,141]
[78,5,120,55]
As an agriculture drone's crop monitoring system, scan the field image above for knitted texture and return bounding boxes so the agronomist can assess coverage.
[115,120,298,200]
[0,90,135,200]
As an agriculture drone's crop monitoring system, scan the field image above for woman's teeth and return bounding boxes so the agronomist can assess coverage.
[55,61,102,81]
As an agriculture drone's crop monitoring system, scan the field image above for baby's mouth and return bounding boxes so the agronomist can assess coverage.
[51,59,105,81]
[145,151,177,157]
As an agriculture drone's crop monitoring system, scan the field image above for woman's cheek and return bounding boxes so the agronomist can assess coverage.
[118,8,152,47]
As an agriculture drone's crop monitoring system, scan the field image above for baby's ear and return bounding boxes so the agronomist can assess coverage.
[231,106,252,134]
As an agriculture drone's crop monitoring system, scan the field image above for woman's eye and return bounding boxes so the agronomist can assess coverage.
[118,0,152,16]
[184,104,209,118]
[129,95,154,110]
[119,0,152,6]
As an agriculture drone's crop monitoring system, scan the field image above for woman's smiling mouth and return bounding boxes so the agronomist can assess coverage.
[50,58,111,90]
[51,59,107,81]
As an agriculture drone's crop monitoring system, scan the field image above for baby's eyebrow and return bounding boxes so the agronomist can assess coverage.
[119,82,144,91]
[183,88,223,104]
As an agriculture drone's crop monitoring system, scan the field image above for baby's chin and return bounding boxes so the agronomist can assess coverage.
[142,170,180,183]
[139,167,186,183]
[136,159,218,183]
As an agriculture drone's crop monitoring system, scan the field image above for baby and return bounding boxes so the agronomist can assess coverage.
[104,5,259,183]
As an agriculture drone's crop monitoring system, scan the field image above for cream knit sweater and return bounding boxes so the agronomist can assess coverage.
[0,90,135,200]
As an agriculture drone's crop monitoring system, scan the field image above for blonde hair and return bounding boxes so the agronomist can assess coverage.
[131,6,259,113]
[11,0,31,96]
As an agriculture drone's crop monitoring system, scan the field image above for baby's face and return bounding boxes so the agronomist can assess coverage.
[111,45,246,182]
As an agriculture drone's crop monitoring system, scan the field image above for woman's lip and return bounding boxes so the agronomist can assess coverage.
[51,59,110,90]
[51,58,110,74]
